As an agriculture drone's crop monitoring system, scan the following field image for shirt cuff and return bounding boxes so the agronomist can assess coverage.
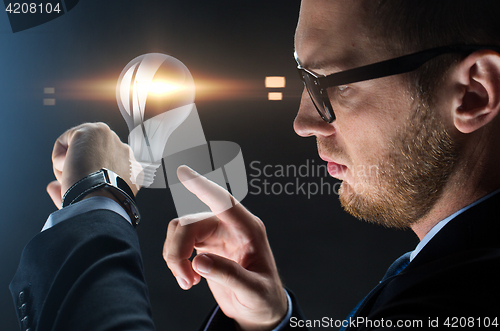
[272,289,293,331]
[41,196,132,232]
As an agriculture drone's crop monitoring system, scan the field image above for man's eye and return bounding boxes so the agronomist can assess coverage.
[337,85,348,92]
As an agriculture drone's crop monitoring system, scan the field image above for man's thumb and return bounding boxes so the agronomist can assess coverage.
[47,180,63,209]
[193,253,254,292]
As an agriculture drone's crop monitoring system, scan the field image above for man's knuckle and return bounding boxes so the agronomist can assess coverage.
[165,256,186,274]
[163,250,173,263]
[95,122,110,131]
[164,252,177,264]
[89,123,111,139]
[168,219,179,231]
[254,216,267,234]
[71,129,87,142]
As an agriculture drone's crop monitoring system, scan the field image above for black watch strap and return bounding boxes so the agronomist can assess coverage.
[62,168,141,227]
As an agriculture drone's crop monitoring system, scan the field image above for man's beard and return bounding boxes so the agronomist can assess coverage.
[338,101,459,229]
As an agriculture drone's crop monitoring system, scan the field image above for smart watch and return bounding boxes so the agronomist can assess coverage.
[62,168,141,227]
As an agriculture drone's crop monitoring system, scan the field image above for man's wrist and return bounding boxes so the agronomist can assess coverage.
[235,289,292,331]
[271,290,293,331]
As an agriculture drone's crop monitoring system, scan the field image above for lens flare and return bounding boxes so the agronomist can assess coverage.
[136,80,183,95]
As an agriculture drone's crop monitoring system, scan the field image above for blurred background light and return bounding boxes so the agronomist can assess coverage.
[265,76,286,88]
[268,92,283,100]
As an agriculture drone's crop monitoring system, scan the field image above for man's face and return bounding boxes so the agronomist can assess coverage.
[294,0,458,228]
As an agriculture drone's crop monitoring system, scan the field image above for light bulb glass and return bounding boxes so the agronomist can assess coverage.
[116,53,196,187]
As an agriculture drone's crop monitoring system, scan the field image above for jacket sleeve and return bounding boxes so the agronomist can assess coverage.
[9,209,155,331]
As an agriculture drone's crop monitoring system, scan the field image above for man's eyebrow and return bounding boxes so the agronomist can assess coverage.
[308,61,339,71]
[294,50,342,72]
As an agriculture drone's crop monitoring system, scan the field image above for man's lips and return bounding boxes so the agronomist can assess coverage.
[319,154,347,179]
[327,162,347,178]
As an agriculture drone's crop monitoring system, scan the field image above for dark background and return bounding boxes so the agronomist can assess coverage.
[0,1,418,330]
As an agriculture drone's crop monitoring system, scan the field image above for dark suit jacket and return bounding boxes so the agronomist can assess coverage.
[207,192,500,330]
[11,192,500,330]
[10,210,155,331]
[343,192,500,330]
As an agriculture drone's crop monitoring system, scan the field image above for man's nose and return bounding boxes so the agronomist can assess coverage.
[293,88,336,138]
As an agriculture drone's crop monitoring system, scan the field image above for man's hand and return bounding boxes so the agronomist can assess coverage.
[163,166,288,331]
[46,122,138,209]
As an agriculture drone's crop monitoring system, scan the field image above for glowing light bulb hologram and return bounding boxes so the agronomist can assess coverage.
[116,53,248,219]
[117,53,196,187]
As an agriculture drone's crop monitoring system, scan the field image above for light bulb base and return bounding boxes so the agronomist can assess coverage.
[130,160,161,188]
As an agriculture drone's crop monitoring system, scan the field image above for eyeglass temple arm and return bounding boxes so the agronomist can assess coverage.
[318,44,500,87]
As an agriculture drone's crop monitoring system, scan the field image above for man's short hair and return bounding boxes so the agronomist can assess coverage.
[368,0,500,105]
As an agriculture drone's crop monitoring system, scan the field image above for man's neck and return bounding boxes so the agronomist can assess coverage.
[411,171,500,240]
[411,192,475,240]
[411,128,500,240]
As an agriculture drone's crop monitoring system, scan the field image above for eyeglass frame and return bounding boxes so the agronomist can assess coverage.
[296,44,500,123]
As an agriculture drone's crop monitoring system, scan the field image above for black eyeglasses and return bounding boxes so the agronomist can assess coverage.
[296,44,500,123]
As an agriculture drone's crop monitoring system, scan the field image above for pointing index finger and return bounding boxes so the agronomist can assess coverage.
[177,165,239,218]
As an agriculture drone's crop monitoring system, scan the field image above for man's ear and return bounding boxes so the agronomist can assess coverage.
[451,50,500,134]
